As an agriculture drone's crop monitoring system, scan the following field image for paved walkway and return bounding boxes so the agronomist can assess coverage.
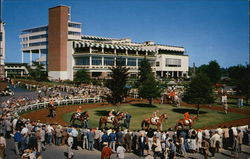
[5,138,250,159]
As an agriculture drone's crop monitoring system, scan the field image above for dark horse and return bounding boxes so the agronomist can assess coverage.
[47,105,57,118]
[141,113,168,131]
[99,112,125,129]
[175,115,198,129]
[70,111,89,127]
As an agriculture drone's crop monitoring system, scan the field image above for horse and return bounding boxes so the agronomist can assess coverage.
[47,105,57,118]
[175,115,198,129]
[141,113,168,131]
[99,112,125,129]
[70,111,89,127]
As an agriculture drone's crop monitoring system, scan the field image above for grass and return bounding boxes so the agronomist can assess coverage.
[62,104,248,130]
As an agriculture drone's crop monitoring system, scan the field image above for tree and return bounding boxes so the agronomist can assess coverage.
[74,69,91,85]
[196,61,221,84]
[228,65,250,104]
[139,73,161,105]
[105,58,129,106]
[138,58,161,105]
[28,61,48,81]
[183,73,215,116]
[138,58,152,84]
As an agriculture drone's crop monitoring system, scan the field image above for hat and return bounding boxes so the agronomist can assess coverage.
[103,142,108,145]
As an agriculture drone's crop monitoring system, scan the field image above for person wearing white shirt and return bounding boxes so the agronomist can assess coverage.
[67,133,74,159]
[46,125,54,145]
[116,143,126,159]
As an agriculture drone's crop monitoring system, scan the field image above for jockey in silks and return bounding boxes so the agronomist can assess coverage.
[76,106,82,117]
[49,99,54,107]
[184,112,191,124]
[151,110,159,124]
[108,109,115,122]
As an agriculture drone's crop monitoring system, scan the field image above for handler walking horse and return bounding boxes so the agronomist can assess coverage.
[47,105,57,118]
[141,113,168,131]
[70,111,89,127]
[175,115,198,129]
[99,112,125,129]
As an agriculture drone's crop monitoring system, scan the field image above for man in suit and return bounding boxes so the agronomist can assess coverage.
[124,130,132,153]
[138,133,146,157]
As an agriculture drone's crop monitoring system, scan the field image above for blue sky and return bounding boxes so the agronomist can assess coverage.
[3,0,249,68]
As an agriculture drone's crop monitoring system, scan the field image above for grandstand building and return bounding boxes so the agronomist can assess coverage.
[20,5,189,81]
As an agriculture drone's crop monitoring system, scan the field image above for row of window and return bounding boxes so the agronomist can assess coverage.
[75,57,145,66]
[29,34,48,40]
[21,26,48,34]
[156,58,182,67]
[68,31,81,36]
[29,42,48,47]
[68,23,81,28]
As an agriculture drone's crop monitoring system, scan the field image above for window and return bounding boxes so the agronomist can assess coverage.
[75,57,89,65]
[29,42,48,47]
[156,61,160,67]
[92,56,102,65]
[165,58,181,67]
[104,57,114,66]
[127,58,136,66]
[0,32,2,41]
[68,23,81,28]
[29,34,47,40]
[68,31,81,36]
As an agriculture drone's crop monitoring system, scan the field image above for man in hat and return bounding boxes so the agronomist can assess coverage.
[101,142,112,159]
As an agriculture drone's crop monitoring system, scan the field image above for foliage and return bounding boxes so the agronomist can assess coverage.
[27,61,48,81]
[197,60,221,84]
[105,58,129,106]
[138,58,161,104]
[228,65,250,103]
[183,73,215,116]
[138,58,152,85]
[73,69,91,85]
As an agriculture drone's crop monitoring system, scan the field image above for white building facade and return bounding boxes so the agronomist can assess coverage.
[20,5,189,81]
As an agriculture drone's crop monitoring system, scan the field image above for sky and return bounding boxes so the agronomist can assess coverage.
[2,0,249,68]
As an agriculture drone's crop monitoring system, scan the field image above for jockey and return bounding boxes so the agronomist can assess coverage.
[49,99,54,106]
[76,106,82,117]
[108,109,115,122]
[184,112,191,124]
[151,110,159,124]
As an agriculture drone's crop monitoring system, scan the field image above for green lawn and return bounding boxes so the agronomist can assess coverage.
[62,104,248,130]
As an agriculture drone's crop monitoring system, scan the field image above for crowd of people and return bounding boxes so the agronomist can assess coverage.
[0,80,249,159]
[0,106,249,159]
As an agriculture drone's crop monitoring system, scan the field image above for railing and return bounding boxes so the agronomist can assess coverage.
[13,97,102,115]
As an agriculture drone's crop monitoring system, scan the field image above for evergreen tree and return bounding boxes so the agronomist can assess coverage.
[74,69,91,85]
[105,58,129,106]
[28,61,48,81]
[138,73,161,105]
[183,73,215,116]
[228,65,250,104]
[138,58,152,84]
[138,58,161,105]
[196,60,221,84]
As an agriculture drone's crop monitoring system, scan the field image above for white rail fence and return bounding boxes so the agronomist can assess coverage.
[13,97,101,114]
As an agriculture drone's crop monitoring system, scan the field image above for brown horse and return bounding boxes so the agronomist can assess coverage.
[47,105,57,118]
[141,113,168,131]
[70,111,89,127]
[175,115,198,129]
[99,113,125,129]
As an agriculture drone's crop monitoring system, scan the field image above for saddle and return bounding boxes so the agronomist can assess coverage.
[151,117,159,124]
[185,119,192,124]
